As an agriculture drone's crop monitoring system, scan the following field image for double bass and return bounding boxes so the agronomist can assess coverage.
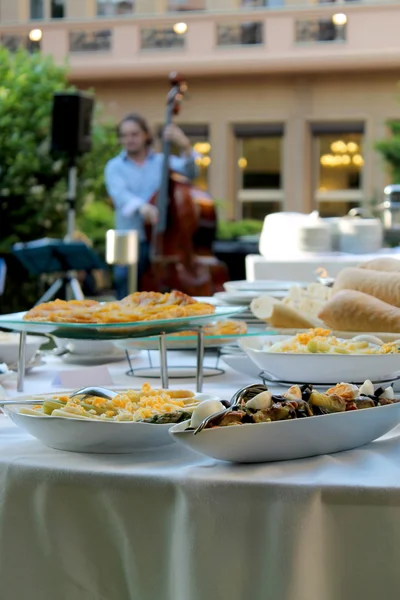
[140,72,228,295]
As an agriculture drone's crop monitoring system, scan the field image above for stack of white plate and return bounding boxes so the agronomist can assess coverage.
[337,218,383,254]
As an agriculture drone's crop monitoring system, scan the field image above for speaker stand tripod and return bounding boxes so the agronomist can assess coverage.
[36,162,84,305]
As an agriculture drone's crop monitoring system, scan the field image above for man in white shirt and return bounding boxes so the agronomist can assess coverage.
[105,113,198,298]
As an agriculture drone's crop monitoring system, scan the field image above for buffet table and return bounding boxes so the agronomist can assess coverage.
[1,354,400,600]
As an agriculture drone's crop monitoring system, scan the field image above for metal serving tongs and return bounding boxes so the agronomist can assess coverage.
[192,383,269,435]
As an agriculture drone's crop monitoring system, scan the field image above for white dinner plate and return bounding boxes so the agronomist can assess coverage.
[214,291,287,305]
[224,280,307,293]
[170,401,400,463]
[3,391,220,454]
[239,336,400,385]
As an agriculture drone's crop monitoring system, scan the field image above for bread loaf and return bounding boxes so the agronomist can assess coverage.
[333,267,400,307]
[251,295,317,329]
[359,257,400,273]
[318,290,400,333]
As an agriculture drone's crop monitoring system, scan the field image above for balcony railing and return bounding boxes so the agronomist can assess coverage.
[217,22,263,46]
[140,27,186,49]
[0,33,40,52]
[5,0,399,25]
[69,29,112,52]
[295,19,347,43]
[1,33,26,51]
[1,2,400,79]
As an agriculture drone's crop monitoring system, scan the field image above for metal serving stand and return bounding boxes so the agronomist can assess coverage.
[124,331,228,381]
[15,326,208,394]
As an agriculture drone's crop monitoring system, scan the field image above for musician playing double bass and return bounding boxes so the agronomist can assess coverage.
[105,113,198,299]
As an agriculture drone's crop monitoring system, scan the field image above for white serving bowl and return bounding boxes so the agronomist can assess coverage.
[3,392,220,454]
[224,280,306,293]
[170,402,400,463]
[239,335,400,384]
[0,333,46,366]
[54,338,118,356]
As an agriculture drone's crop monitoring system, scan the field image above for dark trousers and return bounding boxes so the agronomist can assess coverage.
[114,241,150,300]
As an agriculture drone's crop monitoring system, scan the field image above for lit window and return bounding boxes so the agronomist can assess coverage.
[312,124,364,217]
[316,132,363,191]
[97,0,134,16]
[235,124,283,220]
[160,125,210,191]
[191,140,210,192]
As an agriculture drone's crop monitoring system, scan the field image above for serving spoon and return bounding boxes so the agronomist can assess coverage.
[69,386,118,401]
[0,386,119,408]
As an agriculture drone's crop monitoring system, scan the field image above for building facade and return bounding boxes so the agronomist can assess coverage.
[1,0,400,220]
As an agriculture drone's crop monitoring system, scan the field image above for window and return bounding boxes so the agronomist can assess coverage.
[312,124,364,217]
[51,0,64,18]
[30,0,44,20]
[141,28,186,50]
[69,30,112,52]
[241,0,268,6]
[167,0,206,10]
[97,0,134,16]
[217,22,263,46]
[188,127,210,192]
[235,124,283,220]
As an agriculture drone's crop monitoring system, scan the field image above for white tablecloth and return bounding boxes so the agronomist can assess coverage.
[246,250,400,282]
[1,353,400,600]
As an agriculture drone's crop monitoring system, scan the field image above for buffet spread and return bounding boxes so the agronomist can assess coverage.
[0,255,399,463]
[1,262,400,600]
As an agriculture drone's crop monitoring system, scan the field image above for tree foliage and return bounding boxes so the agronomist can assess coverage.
[376,120,400,184]
[0,47,120,310]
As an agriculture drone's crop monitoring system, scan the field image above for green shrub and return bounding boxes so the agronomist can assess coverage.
[376,118,400,183]
[217,219,263,240]
[0,47,119,311]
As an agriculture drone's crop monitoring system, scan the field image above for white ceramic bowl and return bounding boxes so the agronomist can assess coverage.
[0,333,45,366]
[54,338,118,356]
[4,392,220,453]
[170,402,400,463]
[239,335,400,384]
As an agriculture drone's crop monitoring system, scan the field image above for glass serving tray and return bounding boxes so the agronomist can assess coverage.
[115,330,269,351]
[0,307,246,340]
